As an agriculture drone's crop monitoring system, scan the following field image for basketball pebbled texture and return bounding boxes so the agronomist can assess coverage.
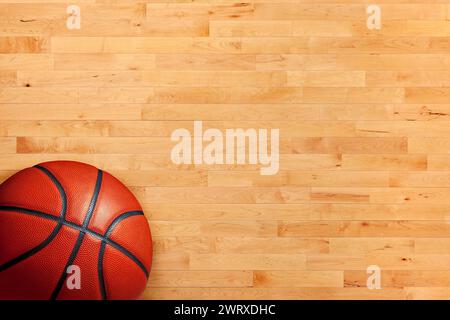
[0,161,152,300]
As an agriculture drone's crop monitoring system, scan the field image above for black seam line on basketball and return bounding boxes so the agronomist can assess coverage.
[103,211,149,279]
[105,211,144,238]
[50,169,103,300]
[98,242,107,300]
[98,210,147,300]
[0,206,59,222]
[0,166,68,273]
[34,165,67,219]
[104,212,149,278]
[50,232,85,300]
[0,224,63,273]
[90,170,105,301]
[83,170,103,228]
[0,206,149,279]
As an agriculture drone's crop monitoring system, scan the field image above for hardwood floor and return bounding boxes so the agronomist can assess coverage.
[1,0,450,299]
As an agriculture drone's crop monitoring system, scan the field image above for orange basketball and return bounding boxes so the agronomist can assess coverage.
[0,161,152,300]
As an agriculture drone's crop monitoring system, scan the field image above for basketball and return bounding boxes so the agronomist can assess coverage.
[0,161,152,300]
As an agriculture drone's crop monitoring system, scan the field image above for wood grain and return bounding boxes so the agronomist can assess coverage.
[1,0,450,300]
